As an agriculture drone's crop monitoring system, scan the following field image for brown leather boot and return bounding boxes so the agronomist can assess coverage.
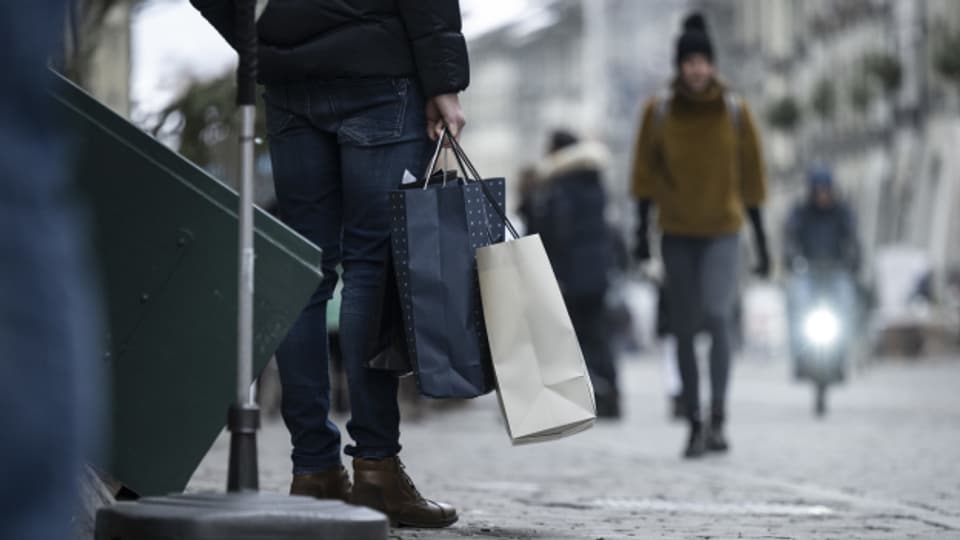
[289,465,351,502]
[351,457,458,528]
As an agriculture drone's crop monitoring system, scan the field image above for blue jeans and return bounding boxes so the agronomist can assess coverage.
[264,78,431,474]
[1,1,103,539]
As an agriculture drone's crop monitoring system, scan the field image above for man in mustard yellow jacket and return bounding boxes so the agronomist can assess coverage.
[632,13,770,459]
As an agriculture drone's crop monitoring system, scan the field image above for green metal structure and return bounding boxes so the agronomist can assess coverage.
[49,73,321,496]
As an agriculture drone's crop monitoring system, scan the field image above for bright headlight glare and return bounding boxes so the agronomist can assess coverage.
[803,308,840,347]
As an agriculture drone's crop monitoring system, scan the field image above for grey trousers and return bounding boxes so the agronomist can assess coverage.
[662,234,741,423]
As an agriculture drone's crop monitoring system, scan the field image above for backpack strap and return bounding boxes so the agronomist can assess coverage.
[653,89,672,129]
[725,91,745,184]
[649,90,674,188]
[725,92,743,133]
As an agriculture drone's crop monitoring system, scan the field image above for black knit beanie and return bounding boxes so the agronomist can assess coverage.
[675,12,714,67]
[548,129,579,154]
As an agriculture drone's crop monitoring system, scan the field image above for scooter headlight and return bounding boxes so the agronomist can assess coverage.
[803,308,841,347]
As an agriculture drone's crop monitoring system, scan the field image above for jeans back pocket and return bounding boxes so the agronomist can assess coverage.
[337,79,412,147]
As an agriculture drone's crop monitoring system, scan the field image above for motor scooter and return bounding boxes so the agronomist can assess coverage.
[787,259,857,416]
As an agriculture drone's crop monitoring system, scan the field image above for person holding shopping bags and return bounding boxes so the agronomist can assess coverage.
[631,12,770,459]
[191,0,468,528]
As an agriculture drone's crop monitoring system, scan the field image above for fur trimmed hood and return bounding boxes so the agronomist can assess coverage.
[537,141,610,182]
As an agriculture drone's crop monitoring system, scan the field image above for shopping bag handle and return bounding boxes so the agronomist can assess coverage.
[442,125,521,241]
[419,128,506,244]
[422,127,471,189]
[422,128,446,187]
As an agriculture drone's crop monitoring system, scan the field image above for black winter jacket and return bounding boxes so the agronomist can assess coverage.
[527,142,614,299]
[190,0,469,97]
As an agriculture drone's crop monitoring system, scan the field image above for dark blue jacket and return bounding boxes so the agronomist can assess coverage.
[785,199,861,271]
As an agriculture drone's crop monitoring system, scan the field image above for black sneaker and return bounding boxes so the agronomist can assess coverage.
[683,422,706,459]
[705,423,729,453]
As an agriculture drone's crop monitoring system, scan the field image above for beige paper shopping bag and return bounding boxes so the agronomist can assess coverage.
[477,234,596,444]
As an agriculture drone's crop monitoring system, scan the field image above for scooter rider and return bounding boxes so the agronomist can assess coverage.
[784,166,861,273]
[783,166,862,400]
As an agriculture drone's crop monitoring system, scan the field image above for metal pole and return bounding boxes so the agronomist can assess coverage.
[227,0,260,493]
[237,103,256,406]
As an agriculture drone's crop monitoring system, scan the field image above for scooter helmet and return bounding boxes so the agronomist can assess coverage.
[807,165,834,190]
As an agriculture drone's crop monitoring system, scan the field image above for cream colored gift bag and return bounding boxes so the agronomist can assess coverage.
[443,134,595,444]
[477,234,596,444]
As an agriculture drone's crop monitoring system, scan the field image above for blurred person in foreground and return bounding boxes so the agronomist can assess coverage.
[191,0,467,528]
[783,166,861,378]
[1,1,103,539]
[631,13,770,458]
[527,130,620,418]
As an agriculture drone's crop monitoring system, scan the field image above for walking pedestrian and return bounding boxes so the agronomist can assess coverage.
[528,130,620,418]
[192,0,468,527]
[631,13,770,458]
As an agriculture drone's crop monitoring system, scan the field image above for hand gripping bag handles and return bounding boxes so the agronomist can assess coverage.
[387,129,506,398]
[444,134,597,444]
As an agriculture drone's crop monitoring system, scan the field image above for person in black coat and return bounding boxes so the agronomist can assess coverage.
[191,0,468,528]
[528,130,621,418]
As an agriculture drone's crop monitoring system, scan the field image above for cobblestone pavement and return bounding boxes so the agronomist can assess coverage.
[190,355,960,539]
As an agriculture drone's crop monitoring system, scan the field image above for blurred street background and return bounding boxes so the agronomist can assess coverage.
[75,0,960,359]
[65,0,960,538]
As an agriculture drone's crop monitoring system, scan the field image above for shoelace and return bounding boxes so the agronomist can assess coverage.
[397,460,427,503]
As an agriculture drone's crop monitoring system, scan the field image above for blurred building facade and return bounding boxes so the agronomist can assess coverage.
[694,0,960,302]
[71,1,133,117]
[462,0,688,225]
[91,2,132,116]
